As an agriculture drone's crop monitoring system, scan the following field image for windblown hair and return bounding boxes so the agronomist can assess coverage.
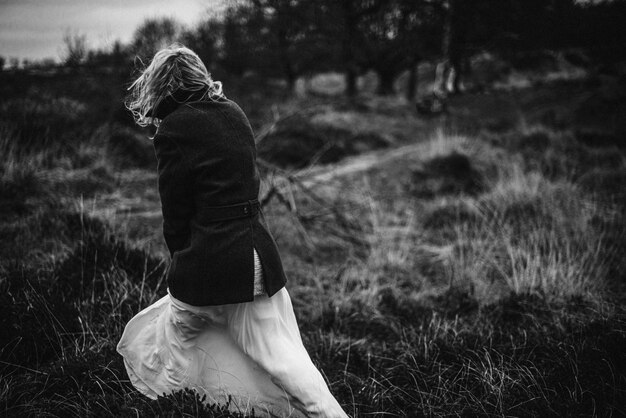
[125,44,223,127]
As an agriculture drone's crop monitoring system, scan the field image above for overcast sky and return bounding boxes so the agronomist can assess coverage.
[0,0,225,62]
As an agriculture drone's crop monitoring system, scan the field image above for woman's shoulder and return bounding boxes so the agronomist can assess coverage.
[156,97,254,154]
[155,103,217,141]
[160,97,247,133]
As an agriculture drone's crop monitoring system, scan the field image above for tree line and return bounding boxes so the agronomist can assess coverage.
[144,0,626,98]
[5,0,626,98]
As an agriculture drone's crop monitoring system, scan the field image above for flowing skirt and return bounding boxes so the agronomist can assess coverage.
[116,287,348,417]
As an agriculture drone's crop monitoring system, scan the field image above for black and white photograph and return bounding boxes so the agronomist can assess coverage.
[1,0,625,416]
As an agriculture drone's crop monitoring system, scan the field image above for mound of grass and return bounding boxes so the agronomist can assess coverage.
[0,165,43,218]
[411,152,486,198]
[578,167,626,202]
[539,137,624,180]
[493,127,625,181]
[0,92,88,153]
[305,292,626,417]
[422,200,482,240]
[576,130,625,150]
[103,123,155,169]
[44,164,118,198]
[0,211,165,368]
[513,130,551,152]
[377,285,479,323]
[0,126,53,218]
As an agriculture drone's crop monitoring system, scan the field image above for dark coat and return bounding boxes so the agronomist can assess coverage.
[153,95,287,306]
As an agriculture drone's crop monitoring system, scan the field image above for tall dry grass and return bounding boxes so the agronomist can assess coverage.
[1,75,625,416]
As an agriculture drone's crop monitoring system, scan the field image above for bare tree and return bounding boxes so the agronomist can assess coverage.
[131,17,180,61]
[180,18,222,71]
[61,29,87,68]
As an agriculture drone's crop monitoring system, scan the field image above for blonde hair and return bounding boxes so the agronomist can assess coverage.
[125,44,223,127]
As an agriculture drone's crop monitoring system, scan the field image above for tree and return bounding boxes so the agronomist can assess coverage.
[339,0,384,97]
[0,56,5,71]
[61,29,87,68]
[360,0,441,95]
[433,0,472,96]
[131,17,180,61]
[220,4,264,77]
[180,18,222,72]
[111,39,128,67]
[247,0,336,92]
[307,0,386,97]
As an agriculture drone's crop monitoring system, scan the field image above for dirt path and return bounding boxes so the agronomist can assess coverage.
[293,141,424,187]
[83,137,426,255]
[97,139,425,219]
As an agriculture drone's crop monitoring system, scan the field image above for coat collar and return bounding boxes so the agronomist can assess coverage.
[153,88,210,120]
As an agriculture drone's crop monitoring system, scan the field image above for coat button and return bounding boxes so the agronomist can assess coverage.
[244,207,248,214]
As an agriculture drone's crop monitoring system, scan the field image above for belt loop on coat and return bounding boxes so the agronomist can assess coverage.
[196,199,260,223]
[245,199,260,216]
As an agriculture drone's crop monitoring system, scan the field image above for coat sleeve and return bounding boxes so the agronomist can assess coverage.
[153,132,194,258]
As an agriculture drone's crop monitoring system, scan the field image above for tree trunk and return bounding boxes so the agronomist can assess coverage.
[406,60,419,101]
[434,61,449,97]
[277,28,297,94]
[343,0,358,98]
[435,0,452,96]
[376,70,396,95]
[450,51,470,94]
[345,68,358,97]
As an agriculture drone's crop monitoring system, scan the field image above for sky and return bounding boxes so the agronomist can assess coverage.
[0,0,225,62]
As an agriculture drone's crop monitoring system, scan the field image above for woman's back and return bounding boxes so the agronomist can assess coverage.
[118,44,348,417]
[155,97,260,207]
[153,97,287,306]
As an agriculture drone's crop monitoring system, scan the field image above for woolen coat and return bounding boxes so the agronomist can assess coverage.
[152,95,287,306]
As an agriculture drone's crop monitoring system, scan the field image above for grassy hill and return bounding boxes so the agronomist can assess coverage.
[1,64,625,416]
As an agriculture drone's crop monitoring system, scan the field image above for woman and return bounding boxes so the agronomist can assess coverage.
[116,45,348,417]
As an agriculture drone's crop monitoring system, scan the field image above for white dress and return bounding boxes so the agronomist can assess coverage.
[116,249,348,417]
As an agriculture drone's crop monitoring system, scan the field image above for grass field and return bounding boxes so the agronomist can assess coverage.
[1,65,625,417]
